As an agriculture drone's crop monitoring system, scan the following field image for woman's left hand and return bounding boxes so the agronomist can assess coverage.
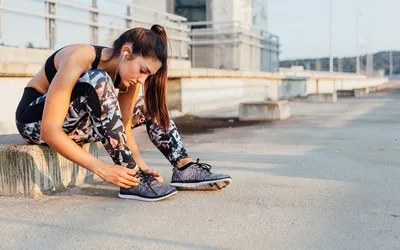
[144,168,163,183]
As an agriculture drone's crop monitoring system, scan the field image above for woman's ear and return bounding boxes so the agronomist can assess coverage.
[121,45,132,58]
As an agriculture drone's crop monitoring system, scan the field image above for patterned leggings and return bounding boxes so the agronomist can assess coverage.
[15,69,189,168]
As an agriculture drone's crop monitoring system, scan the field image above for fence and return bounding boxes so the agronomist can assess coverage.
[0,0,190,59]
[188,21,280,72]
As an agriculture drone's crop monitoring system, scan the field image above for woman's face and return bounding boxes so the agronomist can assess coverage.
[118,54,162,88]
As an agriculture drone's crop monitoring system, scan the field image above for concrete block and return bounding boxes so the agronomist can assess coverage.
[337,90,355,97]
[337,88,369,97]
[239,100,291,121]
[307,92,337,103]
[0,135,99,198]
[354,88,369,97]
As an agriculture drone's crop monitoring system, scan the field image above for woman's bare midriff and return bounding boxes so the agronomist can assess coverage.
[26,44,95,95]
[26,68,50,94]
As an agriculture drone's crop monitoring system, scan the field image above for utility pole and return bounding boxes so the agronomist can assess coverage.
[329,0,333,72]
[389,51,393,76]
[366,53,373,76]
[0,0,3,40]
[356,12,361,74]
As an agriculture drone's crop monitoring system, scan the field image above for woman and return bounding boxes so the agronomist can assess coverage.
[15,25,231,202]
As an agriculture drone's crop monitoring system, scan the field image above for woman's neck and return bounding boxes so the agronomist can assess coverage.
[98,48,120,80]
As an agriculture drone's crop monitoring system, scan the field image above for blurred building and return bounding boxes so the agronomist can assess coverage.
[162,0,280,72]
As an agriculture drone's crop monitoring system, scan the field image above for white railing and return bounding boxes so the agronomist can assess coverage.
[188,21,280,72]
[0,0,190,59]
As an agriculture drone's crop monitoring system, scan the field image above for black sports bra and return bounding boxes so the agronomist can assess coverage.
[44,45,118,87]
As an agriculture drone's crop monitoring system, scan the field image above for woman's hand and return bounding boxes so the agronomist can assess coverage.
[143,168,164,183]
[97,163,140,188]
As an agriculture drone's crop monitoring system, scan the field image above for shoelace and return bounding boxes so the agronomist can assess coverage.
[194,158,212,172]
[135,170,158,195]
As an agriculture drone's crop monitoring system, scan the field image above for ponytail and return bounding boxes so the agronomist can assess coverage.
[105,25,170,132]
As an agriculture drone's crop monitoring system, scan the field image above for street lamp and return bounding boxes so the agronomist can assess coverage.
[356,12,362,74]
[329,0,333,72]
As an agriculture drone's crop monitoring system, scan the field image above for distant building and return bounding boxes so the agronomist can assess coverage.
[167,0,252,27]
[166,0,280,72]
[134,0,168,13]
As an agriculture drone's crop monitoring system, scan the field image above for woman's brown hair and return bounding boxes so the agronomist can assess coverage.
[105,24,170,132]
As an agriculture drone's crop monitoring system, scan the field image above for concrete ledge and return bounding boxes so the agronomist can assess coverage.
[307,92,337,103]
[337,90,355,97]
[169,68,286,79]
[370,81,398,92]
[354,88,369,97]
[337,88,369,97]
[239,100,291,121]
[0,135,99,198]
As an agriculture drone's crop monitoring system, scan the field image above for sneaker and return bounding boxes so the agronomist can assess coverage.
[119,168,177,202]
[170,159,232,189]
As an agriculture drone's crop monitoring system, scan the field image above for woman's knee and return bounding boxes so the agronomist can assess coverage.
[71,69,117,118]
[79,69,115,96]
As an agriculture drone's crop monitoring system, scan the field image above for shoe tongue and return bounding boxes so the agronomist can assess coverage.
[135,170,157,183]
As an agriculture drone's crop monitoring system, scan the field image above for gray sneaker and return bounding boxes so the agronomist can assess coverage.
[170,159,232,189]
[119,169,177,202]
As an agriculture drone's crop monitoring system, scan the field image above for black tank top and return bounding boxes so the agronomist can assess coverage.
[44,45,118,87]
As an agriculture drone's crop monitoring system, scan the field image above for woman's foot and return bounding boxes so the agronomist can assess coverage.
[119,168,177,202]
[170,159,232,190]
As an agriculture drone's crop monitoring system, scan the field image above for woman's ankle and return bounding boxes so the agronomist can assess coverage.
[176,158,192,168]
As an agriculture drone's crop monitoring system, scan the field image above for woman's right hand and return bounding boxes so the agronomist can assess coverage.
[97,163,140,188]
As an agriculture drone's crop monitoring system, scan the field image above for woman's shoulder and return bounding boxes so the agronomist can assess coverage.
[57,44,98,57]
[53,44,98,67]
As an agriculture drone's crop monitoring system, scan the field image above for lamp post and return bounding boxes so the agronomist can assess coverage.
[329,0,333,72]
[356,12,362,74]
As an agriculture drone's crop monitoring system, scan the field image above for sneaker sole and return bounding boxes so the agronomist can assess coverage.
[118,190,178,202]
[170,178,231,189]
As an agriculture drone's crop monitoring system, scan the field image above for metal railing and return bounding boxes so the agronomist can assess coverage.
[0,0,190,59]
[188,21,280,72]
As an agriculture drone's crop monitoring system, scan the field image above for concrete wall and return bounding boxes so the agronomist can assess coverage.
[0,77,30,134]
[190,26,268,71]
[233,0,253,27]
[191,26,239,69]
[210,0,252,27]
[279,77,308,99]
[0,67,390,134]
[166,76,309,117]
[211,0,233,24]
[305,77,389,95]
[166,69,302,116]
[166,68,390,117]
[238,33,261,71]
[180,77,245,114]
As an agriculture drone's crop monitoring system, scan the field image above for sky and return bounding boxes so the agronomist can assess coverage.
[268,0,400,59]
[1,0,400,60]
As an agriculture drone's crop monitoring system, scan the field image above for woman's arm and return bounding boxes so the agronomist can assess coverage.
[118,84,150,171]
[41,45,139,188]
